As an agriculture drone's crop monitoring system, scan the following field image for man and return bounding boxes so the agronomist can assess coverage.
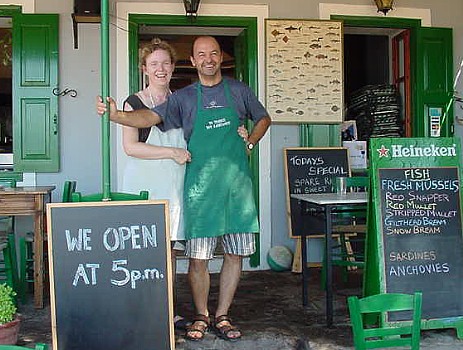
[97,36,271,341]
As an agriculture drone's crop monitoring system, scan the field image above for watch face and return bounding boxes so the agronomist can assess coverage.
[247,142,254,150]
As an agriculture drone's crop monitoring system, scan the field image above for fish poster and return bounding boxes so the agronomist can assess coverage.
[265,19,343,124]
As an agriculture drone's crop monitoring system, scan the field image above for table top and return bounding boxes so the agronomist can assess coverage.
[291,192,367,205]
[0,186,55,194]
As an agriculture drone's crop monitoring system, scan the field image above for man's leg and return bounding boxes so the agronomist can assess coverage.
[213,233,256,340]
[185,237,217,340]
[188,258,210,317]
[215,253,242,317]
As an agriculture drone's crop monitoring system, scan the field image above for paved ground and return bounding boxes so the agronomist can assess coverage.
[15,268,463,349]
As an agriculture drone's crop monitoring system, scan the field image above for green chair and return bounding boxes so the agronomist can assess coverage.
[62,180,77,203]
[71,191,149,202]
[0,344,48,350]
[0,234,21,301]
[348,292,422,350]
[321,176,369,288]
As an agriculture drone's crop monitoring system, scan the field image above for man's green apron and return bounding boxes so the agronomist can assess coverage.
[184,80,259,239]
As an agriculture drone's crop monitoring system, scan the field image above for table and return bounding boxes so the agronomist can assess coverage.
[291,192,367,327]
[0,186,55,308]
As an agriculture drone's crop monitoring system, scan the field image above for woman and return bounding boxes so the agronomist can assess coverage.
[121,38,191,330]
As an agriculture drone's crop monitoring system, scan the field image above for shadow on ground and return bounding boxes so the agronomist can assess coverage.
[16,268,361,349]
[15,267,463,349]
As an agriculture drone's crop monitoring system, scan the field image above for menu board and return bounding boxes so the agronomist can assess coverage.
[379,167,463,320]
[367,137,463,331]
[47,201,174,350]
[284,147,349,237]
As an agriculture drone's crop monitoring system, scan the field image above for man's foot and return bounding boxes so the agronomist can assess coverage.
[174,315,191,331]
[213,315,242,341]
[185,314,209,341]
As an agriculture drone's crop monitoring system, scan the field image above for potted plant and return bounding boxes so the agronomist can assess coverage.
[0,283,20,344]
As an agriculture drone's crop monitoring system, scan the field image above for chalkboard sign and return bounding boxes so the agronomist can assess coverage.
[47,201,174,350]
[284,147,349,237]
[367,137,463,334]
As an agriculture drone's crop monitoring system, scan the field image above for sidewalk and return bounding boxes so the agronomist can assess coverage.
[17,268,463,349]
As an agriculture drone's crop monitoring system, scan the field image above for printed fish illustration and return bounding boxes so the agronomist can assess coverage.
[331,105,340,112]
[309,43,322,49]
[330,79,341,84]
[296,110,304,115]
[329,57,339,61]
[275,110,284,114]
[304,51,313,59]
[315,54,328,59]
[285,25,302,32]
[273,69,282,74]
[286,107,297,112]
[308,88,316,93]
[326,32,338,36]
[328,26,340,30]
[271,29,284,36]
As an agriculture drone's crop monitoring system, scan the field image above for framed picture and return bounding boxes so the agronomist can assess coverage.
[265,19,343,124]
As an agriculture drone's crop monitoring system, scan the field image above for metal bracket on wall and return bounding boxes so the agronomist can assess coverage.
[52,88,77,98]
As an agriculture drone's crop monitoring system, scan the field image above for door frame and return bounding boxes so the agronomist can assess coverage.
[115,2,270,270]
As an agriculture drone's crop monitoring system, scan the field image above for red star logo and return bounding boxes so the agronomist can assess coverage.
[377,145,389,157]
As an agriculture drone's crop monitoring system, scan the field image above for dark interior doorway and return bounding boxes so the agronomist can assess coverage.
[138,27,238,91]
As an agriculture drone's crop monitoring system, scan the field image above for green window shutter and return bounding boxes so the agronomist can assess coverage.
[12,14,59,172]
[414,27,453,137]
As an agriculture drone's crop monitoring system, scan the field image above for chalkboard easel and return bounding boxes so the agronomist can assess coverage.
[47,200,175,350]
[366,137,463,337]
[283,147,350,237]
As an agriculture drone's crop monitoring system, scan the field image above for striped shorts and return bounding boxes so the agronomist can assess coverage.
[185,233,256,260]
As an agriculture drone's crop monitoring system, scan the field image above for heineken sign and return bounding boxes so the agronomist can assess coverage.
[368,137,463,327]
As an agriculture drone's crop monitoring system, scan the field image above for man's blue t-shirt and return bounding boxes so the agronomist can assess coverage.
[153,77,269,142]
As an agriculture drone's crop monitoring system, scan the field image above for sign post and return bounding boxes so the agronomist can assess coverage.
[366,137,463,336]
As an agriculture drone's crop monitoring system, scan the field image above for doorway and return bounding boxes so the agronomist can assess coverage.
[343,26,411,140]
[115,8,268,269]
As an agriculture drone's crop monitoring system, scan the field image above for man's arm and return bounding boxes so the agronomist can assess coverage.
[96,96,162,128]
[247,116,272,146]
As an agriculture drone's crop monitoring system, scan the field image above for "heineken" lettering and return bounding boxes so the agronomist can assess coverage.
[391,144,457,158]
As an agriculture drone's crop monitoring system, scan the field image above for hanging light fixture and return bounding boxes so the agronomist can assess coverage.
[183,0,201,18]
[374,0,395,15]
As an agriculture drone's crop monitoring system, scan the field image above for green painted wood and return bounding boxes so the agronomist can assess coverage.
[415,27,453,137]
[348,292,422,350]
[12,14,59,172]
[299,124,341,147]
[367,137,463,335]
[100,0,110,199]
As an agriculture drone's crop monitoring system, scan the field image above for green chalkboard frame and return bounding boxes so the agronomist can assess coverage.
[366,137,463,337]
[47,200,175,350]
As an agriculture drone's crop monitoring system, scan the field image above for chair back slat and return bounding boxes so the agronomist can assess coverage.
[348,292,422,350]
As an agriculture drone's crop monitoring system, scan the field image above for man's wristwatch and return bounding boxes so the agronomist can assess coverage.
[246,141,254,151]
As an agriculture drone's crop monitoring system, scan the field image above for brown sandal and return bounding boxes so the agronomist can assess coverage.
[213,315,242,341]
[185,314,209,341]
